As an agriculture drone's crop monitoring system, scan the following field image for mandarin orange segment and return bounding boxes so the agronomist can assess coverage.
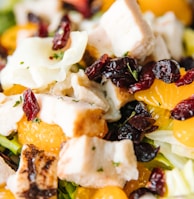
[76,186,128,199]
[138,0,192,25]
[173,117,194,148]
[92,186,128,199]
[101,0,115,12]
[17,116,66,154]
[0,186,15,199]
[134,73,194,110]
[0,23,38,54]
[76,187,97,199]
[124,163,151,196]
[148,105,173,130]
[3,84,27,96]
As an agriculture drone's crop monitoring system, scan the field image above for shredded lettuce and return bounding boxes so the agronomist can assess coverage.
[165,160,194,197]
[58,180,78,199]
[0,134,21,155]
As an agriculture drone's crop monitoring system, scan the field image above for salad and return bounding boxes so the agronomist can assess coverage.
[0,0,194,198]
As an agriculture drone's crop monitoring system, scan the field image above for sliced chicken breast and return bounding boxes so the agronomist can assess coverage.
[57,135,138,188]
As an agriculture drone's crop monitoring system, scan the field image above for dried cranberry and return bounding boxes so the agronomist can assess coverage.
[0,44,8,71]
[103,56,141,89]
[120,101,150,123]
[134,101,151,117]
[129,187,153,199]
[175,68,194,86]
[152,59,180,83]
[85,54,110,81]
[117,123,143,144]
[105,101,157,143]
[27,12,48,37]
[171,95,194,120]
[128,115,156,132]
[23,89,40,121]
[179,56,194,71]
[52,21,71,50]
[146,168,166,196]
[129,61,155,93]
[134,142,160,162]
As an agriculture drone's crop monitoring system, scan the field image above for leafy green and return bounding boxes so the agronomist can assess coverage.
[58,180,78,199]
[0,10,16,35]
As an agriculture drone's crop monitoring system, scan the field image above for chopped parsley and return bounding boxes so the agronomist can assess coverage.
[50,51,64,60]
[97,167,104,172]
[112,161,121,167]
[32,117,41,123]
[13,96,22,107]
[127,63,138,81]
[92,146,96,151]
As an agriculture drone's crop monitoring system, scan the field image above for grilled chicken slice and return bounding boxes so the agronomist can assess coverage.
[57,135,138,188]
[88,0,155,60]
[0,92,108,138]
[0,156,15,185]
[7,144,58,199]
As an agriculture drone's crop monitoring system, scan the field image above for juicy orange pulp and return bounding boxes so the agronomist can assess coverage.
[3,84,27,96]
[138,0,193,25]
[0,23,38,54]
[134,68,192,110]
[76,186,128,199]
[17,116,67,154]
[0,186,14,199]
[148,105,173,130]
[135,69,194,147]
[124,163,151,196]
[173,117,194,147]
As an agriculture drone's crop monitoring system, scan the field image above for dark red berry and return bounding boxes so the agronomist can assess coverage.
[85,53,110,81]
[179,56,194,71]
[52,21,71,50]
[103,56,141,88]
[129,187,153,199]
[175,68,194,86]
[27,12,48,37]
[22,89,40,121]
[171,95,194,120]
[146,168,166,196]
[117,123,143,144]
[129,61,155,93]
[134,142,160,162]
[128,115,156,132]
[152,59,180,83]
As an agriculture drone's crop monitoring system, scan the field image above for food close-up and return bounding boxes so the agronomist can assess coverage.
[0,0,194,198]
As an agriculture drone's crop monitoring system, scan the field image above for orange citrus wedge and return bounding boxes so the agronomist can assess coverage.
[17,116,66,154]
[138,0,193,25]
[134,69,194,110]
[173,117,194,147]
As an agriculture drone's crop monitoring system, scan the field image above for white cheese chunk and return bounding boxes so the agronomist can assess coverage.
[57,135,138,188]
[0,31,88,90]
[97,0,155,59]
[0,157,15,185]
